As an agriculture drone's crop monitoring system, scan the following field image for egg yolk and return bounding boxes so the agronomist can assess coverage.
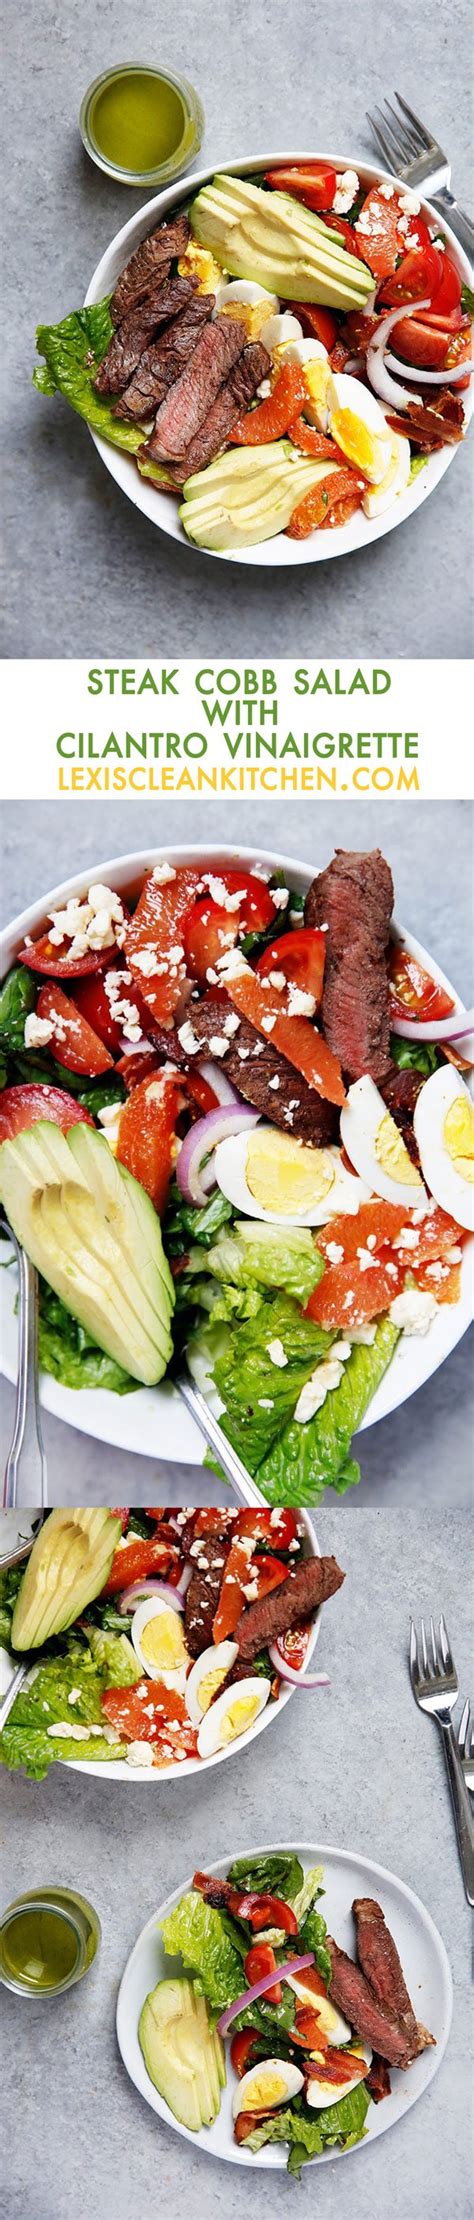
[219,1694,261,1744]
[246,1128,335,1214]
[330,409,381,475]
[197,1665,229,1714]
[444,1095,474,1183]
[244,2072,288,2110]
[375,1113,422,1187]
[177,242,222,294]
[140,1611,187,1671]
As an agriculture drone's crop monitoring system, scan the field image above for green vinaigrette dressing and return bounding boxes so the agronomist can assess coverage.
[89,71,187,173]
[1,1907,79,1991]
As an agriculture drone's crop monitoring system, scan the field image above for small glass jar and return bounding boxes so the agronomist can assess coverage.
[80,63,204,189]
[0,1888,101,1998]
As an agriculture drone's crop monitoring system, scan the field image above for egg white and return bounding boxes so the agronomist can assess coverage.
[414,1065,474,1233]
[214,1127,370,1226]
[197,1675,270,1759]
[260,312,304,350]
[287,1970,351,2045]
[306,2042,372,2109]
[185,1641,238,1727]
[323,372,393,483]
[362,428,411,517]
[340,1076,427,1210]
[131,1598,190,1691]
[233,2058,304,2120]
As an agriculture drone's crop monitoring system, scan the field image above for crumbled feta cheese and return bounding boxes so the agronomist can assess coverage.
[287,984,316,1018]
[47,1722,94,1742]
[206,966,219,985]
[131,946,157,977]
[266,1338,288,1368]
[126,1741,155,1767]
[177,1020,201,1055]
[267,971,286,990]
[330,1340,352,1361]
[223,1012,240,1036]
[237,1045,250,1061]
[333,167,359,214]
[379,181,395,199]
[398,190,421,214]
[24,1012,55,1049]
[389,1288,438,1334]
[397,213,410,235]
[294,1357,345,1424]
[258,1397,274,1411]
[201,874,245,912]
[446,1246,462,1264]
[268,1075,280,1090]
[67,1689,82,1705]
[152,862,176,883]
[261,1014,276,1034]
[270,888,289,910]
[168,944,184,965]
[324,1241,344,1266]
[350,1323,377,1345]
[356,1248,377,1272]
[208,1033,229,1057]
[394,1227,420,1251]
[216,947,248,979]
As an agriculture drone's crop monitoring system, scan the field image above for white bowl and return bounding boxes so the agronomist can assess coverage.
[0,840,472,1466]
[117,1838,453,2165]
[84,148,473,565]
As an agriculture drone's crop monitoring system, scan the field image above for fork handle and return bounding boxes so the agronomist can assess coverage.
[3,1250,48,1511]
[431,190,474,265]
[439,1721,474,1905]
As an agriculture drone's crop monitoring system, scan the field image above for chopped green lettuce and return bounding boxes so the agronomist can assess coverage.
[0,1647,124,1781]
[33,301,148,454]
[159,1891,244,2016]
[299,1905,332,1985]
[210,1292,334,1473]
[81,1625,141,1686]
[207,1220,325,1306]
[164,1183,234,1257]
[254,1317,399,1505]
[244,2078,370,2169]
[0,966,37,1054]
[228,1851,304,1901]
[390,1034,439,1078]
[0,1563,24,1650]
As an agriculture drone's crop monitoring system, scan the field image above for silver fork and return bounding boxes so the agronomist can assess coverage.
[366,93,474,264]
[457,1699,474,1795]
[410,1616,474,1905]
[1,1218,48,1512]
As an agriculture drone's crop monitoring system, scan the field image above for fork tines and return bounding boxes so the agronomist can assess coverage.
[410,1613,456,1687]
[366,92,434,176]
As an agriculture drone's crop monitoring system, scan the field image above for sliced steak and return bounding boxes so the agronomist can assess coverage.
[95,276,197,396]
[305,849,394,1082]
[167,340,271,483]
[353,1899,434,2062]
[234,1555,345,1661]
[326,1939,412,2066]
[380,1064,424,1165]
[145,315,247,463]
[115,295,215,421]
[110,213,191,323]
[184,1529,232,1657]
[184,996,337,1147]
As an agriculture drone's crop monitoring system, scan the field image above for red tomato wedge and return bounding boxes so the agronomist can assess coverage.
[18,933,115,980]
[392,317,455,371]
[288,301,337,351]
[274,1622,311,1672]
[306,1249,404,1330]
[392,1202,465,1264]
[316,1199,409,1262]
[305,2047,368,2087]
[354,187,431,280]
[101,1680,198,1762]
[35,983,114,1077]
[265,164,338,212]
[389,945,456,1022]
[0,1083,94,1143]
[125,866,202,1026]
[230,2030,261,2078]
[257,928,326,1005]
[212,1536,255,1642]
[418,252,462,319]
[71,971,126,1053]
[235,1508,299,1548]
[225,964,345,1105]
[101,1533,179,1594]
[380,243,443,306]
[322,212,367,258]
[183,900,239,984]
[244,1943,282,2006]
[115,1070,183,1216]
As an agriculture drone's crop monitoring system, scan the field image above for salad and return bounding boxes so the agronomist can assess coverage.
[0,845,472,1504]
[33,163,473,553]
[0,1505,341,1780]
[137,1851,435,2172]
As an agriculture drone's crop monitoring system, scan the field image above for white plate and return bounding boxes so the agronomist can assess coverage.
[1,841,472,1464]
[84,148,473,566]
[116,1838,453,2167]
[0,1511,320,1783]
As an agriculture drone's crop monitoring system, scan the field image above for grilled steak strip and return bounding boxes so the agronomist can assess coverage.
[145,315,247,462]
[184,1529,232,1657]
[167,340,271,483]
[380,1065,424,1165]
[305,849,394,1083]
[353,1898,434,2061]
[180,997,337,1147]
[94,276,197,395]
[115,296,216,421]
[234,1556,345,1661]
[326,1939,413,2066]
[110,213,191,323]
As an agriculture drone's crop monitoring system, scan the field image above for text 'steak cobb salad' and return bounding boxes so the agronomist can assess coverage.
[0,1506,339,1780]
[34,160,473,554]
[0,846,472,1502]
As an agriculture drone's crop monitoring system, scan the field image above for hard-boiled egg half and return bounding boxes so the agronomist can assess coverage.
[280,335,330,420]
[305,2042,371,2109]
[362,428,411,517]
[215,279,279,341]
[131,1598,191,1690]
[232,2059,304,2120]
[286,1969,351,2046]
[309,369,393,484]
[214,1125,370,1226]
[185,1641,238,1727]
[414,1065,474,1233]
[340,1076,427,1210]
[197,1675,271,1759]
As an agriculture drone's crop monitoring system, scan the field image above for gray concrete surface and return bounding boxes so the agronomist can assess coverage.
[1,1510,472,2220]
[1,798,472,1507]
[3,0,473,659]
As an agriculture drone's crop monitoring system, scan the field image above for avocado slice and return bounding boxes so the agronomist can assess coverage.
[139,1978,225,2132]
[0,1120,174,1386]
[11,1507,121,1650]
[191,173,374,308]
[181,440,339,550]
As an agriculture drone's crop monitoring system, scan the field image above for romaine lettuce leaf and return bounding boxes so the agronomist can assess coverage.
[38,1280,137,1395]
[254,1317,399,1505]
[210,1292,334,1473]
[81,1625,141,1686]
[33,301,148,455]
[0,1648,122,1781]
[160,1890,244,2015]
[228,1851,304,1900]
[0,965,37,1053]
[244,2077,370,2168]
[207,1221,325,1306]
[299,1905,332,1985]
[0,1563,23,1650]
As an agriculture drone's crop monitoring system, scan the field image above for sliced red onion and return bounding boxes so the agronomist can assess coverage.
[177,1104,260,1207]
[366,300,431,410]
[117,1579,184,1615]
[197,1057,242,1107]
[269,1642,330,1688]
[385,352,474,387]
[391,1005,474,1043]
[217,1953,315,2037]
[176,1562,192,1597]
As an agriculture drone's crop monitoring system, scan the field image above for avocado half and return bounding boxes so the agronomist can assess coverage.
[139,1978,226,2132]
[11,1507,122,1650]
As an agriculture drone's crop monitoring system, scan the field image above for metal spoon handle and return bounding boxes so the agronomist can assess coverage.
[3,1243,48,1511]
[175,1373,265,1508]
[0,1657,28,1731]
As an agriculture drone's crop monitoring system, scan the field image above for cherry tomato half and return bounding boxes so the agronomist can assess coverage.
[257,928,326,1005]
[380,243,443,306]
[389,945,456,1022]
[244,1943,282,2006]
[0,1084,94,1144]
[36,983,114,1077]
[18,933,115,980]
[265,164,337,212]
